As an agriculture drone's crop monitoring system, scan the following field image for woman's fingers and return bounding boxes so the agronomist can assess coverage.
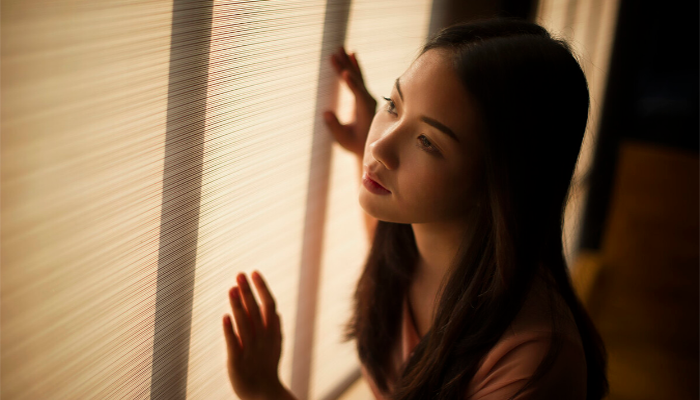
[323,110,343,136]
[338,46,353,71]
[251,271,277,329]
[223,314,241,360]
[331,51,349,74]
[330,47,371,103]
[349,52,364,83]
[229,286,253,349]
[343,70,367,100]
[237,273,265,338]
[332,47,362,86]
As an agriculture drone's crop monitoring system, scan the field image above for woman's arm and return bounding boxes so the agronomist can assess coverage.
[358,155,378,245]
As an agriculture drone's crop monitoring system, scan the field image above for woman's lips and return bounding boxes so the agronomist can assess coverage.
[362,172,391,195]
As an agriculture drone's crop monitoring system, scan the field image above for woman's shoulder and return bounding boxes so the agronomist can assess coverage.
[465,274,587,399]
[466,330,587,399]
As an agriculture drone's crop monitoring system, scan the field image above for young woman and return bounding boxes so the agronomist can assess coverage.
[223,18,609,400]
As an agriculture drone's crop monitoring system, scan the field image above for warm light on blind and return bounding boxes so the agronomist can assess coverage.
[2,0,174,398]
[189,0,328,399]
[1,0,435,399]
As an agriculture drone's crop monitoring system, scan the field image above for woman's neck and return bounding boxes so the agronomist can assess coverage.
[411,219,468,292]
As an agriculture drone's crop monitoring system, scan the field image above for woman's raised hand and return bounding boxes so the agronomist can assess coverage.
[324,46,378,158]
[223,271,288,400]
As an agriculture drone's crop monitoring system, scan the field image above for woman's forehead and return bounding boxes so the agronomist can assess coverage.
[399,49,481,146]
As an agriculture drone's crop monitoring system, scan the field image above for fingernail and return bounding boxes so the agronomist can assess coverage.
[231,287,239,301]
[239,274,249,289]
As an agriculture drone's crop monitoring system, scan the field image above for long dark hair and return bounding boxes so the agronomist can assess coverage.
[341,18,609,400]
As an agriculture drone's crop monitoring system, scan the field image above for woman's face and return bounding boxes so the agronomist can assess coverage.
[360,48,484,224]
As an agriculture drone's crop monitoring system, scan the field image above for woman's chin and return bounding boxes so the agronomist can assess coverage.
[359,190,390,219]
[358,193,377,215]
[359,192,412,224]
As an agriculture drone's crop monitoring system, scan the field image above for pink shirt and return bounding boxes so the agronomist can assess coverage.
[360,277,588,399]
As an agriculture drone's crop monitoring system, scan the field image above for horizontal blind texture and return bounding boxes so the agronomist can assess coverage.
[2,0,174,398]
[311,0,433,398]
[3,0,438,399]
[188,0,328,399]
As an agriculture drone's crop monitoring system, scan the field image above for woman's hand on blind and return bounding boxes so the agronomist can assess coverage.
[223,271,288,400]
[323,46,377,158]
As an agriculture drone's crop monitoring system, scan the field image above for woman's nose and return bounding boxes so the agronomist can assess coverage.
[368,129,400,170]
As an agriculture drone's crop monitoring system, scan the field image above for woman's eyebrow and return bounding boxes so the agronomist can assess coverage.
[395,77,461,144]
[394,77,404,101]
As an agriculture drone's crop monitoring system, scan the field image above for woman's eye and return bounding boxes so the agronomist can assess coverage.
[417,134,439,154]
[380,96,440,156]
[382,96,396,115]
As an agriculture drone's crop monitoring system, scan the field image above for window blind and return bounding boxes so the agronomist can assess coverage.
[3,1,176,398]
[1,0,433,399]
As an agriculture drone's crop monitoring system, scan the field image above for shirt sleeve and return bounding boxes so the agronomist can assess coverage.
[465,331,587,400]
